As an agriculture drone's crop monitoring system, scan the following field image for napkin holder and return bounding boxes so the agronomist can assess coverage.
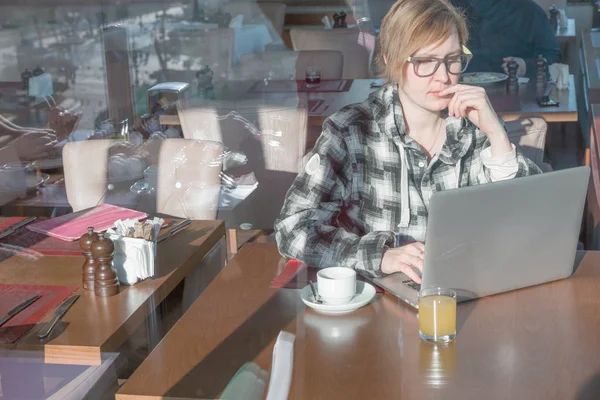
[105,218,162,285]
[105,233,156,285]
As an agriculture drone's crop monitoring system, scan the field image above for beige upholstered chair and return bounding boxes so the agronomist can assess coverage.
[222,2,286,36]
[237,49,344,80]
[63,139,223,218]
[290,28,370,79]
[504,117,552,172]
[63,140,112,212]
[178,98,308,254]
[155,139,223,220]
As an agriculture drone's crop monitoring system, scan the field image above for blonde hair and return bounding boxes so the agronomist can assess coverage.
[377,0,469,82]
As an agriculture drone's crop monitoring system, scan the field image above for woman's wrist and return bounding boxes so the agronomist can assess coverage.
[487,130,512,157]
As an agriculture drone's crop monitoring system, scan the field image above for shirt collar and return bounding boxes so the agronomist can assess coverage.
[373,83,474,164]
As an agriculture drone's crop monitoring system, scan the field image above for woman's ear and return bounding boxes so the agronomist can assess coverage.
[383,54,388,65]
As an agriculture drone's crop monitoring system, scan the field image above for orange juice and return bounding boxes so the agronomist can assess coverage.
[418,294,456,342]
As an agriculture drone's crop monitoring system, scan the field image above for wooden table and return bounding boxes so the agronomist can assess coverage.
[117,243,600,399]
[0,218,226,366]
[160,77,578,138]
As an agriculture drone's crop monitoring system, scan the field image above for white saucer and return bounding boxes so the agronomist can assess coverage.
[301,281,376,315]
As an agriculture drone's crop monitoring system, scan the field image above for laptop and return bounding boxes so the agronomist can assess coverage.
[362,166,590,309]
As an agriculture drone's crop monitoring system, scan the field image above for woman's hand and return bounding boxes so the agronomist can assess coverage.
[440,85,505,137]
[380,242,425,283]
[440,84,513,156]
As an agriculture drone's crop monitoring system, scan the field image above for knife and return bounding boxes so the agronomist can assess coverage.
[0,217,37,239]
[0,295,41,328]
[37,295,79,339]
[157,219,192,243]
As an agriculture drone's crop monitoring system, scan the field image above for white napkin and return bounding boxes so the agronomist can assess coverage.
[105,218,163,285]
[229,14,244,28]
[549,63,569,90]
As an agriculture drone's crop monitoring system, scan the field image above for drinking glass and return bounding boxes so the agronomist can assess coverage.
[418,287,457,343]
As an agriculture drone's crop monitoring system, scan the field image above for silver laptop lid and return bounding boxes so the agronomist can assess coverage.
[421,166,589,301]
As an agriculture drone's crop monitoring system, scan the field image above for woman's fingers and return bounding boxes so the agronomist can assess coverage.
[451,90,488,117]
[401,253,424,272]
[400,263,422,283]
[404,243,425,259]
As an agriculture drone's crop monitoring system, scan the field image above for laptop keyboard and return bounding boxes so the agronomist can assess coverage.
[402,279,421,292]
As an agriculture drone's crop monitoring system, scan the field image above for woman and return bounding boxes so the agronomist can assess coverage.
[275,0,540,282]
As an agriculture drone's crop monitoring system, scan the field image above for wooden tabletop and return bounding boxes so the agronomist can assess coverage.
[117,243,600,400]
[0,218,225,366]
[160,77,578,130]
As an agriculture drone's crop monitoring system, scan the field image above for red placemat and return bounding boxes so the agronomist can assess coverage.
[0,284,78,344]
[28,204,146,241]
[249,80,353,93]
[0,217,82,262]
[271,259,384,293]
[0,217,23,232]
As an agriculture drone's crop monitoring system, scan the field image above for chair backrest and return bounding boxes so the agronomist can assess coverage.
[178,98,308,173]
[222,2,286,35]
[156,139,223,220]
[63,140,112,212]
[237,49,344,80]
[63,139,222,219]
[290,28,370,79]
[177,99,308,229]
[504,117,550,171]
[168,28,234,79]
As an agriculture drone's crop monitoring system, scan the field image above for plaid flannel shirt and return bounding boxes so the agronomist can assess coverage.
[275,83,541,277]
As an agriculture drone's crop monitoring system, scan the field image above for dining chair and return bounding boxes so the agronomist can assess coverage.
[237,49,344,80]
[222,2,286,36]
[177,97,308,256]
[289,27,370,79]
[504,117,552,172]
[155,139,223,220]
[63,139,223,219]
[63,140,112,212]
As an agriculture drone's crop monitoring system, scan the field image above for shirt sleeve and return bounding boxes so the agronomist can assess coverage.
[480,144,519,182]
[274,118,395,277]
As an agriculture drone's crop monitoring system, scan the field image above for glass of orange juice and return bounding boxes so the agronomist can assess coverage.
[418,288,457,343]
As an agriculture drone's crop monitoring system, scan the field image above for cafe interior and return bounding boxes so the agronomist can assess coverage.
[1,0,600,398]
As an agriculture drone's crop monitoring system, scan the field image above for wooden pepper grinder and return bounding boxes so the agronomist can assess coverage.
[506,60,519,95]
[536,54,548,96]
[79,227,99,291]
[91,233,120,297]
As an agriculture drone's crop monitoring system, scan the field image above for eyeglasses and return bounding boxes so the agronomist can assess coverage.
[407,46,473,78]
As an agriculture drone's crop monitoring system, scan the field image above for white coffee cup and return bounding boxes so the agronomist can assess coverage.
[316,267,356,305]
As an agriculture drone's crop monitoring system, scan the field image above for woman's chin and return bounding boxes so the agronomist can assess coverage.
[427,97,451,111]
